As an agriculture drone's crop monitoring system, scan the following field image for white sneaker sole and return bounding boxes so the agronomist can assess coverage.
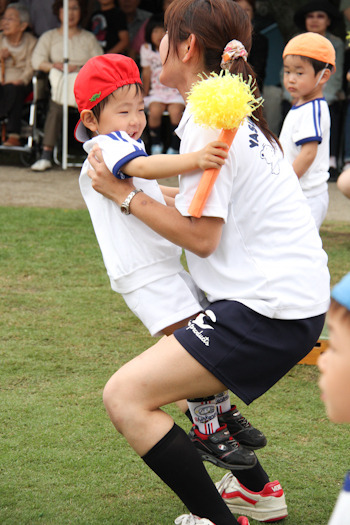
[226,499,288,522]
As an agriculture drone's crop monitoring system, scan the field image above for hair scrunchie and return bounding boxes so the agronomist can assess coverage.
[221,39,248,70]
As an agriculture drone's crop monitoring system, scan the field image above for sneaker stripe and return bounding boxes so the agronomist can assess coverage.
[222,491,258,506]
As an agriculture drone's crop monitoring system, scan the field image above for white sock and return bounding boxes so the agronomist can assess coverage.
[215,390,231,415]
[187,397,220,434]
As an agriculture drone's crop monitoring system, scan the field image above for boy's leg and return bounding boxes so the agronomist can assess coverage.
[103,334,240,525]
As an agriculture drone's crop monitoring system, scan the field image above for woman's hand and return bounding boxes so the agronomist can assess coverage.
[87,145,135,205]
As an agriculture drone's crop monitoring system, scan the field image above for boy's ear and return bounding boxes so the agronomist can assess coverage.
[318,68,331,85]
[80,109,98,132]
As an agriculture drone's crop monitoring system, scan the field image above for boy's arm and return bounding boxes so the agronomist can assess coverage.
[121,141,228,180]
[292,141,318,179]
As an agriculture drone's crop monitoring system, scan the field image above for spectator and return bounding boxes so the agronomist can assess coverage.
[117,0,151,65]
[21,0,59,37]
[140,14,185,154]
[89,0,129,54]
[0,3,37,146]
[233,0,268,93]
[293,0,344,180]
[30,0,102,172]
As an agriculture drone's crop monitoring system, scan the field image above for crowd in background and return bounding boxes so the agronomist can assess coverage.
[1,0,350,180]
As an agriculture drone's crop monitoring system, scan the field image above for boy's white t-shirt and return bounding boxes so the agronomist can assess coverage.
[279,98,330,197]
[79,131,183,293]
[175,108,330,319]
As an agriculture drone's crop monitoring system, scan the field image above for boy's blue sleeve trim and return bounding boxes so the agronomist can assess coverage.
[295,136,322,146]
[112,150,148,179]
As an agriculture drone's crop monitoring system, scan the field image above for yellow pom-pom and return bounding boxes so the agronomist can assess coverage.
[187,70,262,130]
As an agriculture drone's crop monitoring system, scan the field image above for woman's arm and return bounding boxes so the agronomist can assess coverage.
[88,146,223,257]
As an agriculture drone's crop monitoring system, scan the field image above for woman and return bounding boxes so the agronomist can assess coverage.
[0,3,37,146]
[30,0,102,171]
[87,1,330,524]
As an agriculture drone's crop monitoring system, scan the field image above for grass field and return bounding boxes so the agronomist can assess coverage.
[1,207,350,525]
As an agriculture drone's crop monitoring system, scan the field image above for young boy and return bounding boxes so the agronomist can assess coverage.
[318,273,350,523]
[74,53,264,474]
[279,32,336,230]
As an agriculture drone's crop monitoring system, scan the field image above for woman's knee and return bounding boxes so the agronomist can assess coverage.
[102,368,131,422]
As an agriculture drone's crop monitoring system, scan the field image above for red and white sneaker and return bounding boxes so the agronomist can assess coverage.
[215,473,288,522]
[174,513,250,525]
[174,514,215,524]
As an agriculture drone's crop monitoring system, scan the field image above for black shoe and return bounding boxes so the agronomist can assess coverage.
[218,406,267,450]
[188,424,257,470]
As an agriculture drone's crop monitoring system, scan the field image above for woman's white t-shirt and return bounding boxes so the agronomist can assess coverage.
[175,108,330,319]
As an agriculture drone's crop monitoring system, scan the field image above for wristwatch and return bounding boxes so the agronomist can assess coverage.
[120,188,143,214]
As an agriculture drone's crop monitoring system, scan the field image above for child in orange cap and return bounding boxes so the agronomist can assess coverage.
[279,32,336,230]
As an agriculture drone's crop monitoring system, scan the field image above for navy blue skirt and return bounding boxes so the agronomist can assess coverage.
[174,300,325,405]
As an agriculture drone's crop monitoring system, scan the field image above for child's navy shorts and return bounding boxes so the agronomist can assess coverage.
[174,300,325,405]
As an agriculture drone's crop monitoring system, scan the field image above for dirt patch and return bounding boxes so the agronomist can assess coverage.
[1,164,350,222]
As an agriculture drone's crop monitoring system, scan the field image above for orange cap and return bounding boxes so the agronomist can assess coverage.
[283,32,336,72]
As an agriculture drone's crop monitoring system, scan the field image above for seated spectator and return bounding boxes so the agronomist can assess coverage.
[89,0,129,54]
[21,0,59,37]
[30,0,102,172]
[292,0,344,179]
[117,0,151,65]
[140,14,184,155]
[233,0,268,93]
[0,3,37,147]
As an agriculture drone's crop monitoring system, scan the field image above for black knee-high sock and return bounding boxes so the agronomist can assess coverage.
[185,408,193,423]
[142,423,238,525]
[232,459,270,492]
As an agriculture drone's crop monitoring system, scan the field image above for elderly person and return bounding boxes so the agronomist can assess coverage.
[0,3,37,147]
[30,0,102,171]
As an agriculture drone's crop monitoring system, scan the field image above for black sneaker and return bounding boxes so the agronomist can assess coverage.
[188,424,257,470]
[218,406,267,450]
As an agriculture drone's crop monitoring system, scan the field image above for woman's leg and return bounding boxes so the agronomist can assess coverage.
[103,334,238,525]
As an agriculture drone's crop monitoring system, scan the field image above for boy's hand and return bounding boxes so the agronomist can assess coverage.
[198,141,228,171]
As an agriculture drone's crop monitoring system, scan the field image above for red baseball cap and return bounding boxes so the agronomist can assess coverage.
[74,54,142,142]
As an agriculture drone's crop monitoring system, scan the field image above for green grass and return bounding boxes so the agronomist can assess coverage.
[1,208,350,525]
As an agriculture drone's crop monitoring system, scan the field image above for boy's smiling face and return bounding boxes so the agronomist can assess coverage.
[97,85,146,141]
[283,55,326,104]
[318,306,350,423]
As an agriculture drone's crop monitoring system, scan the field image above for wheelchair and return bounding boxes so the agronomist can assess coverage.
[0,71,49,167]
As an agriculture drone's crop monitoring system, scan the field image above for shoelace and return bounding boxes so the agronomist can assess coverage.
[233,411,251,429]
[215,472,235,495]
